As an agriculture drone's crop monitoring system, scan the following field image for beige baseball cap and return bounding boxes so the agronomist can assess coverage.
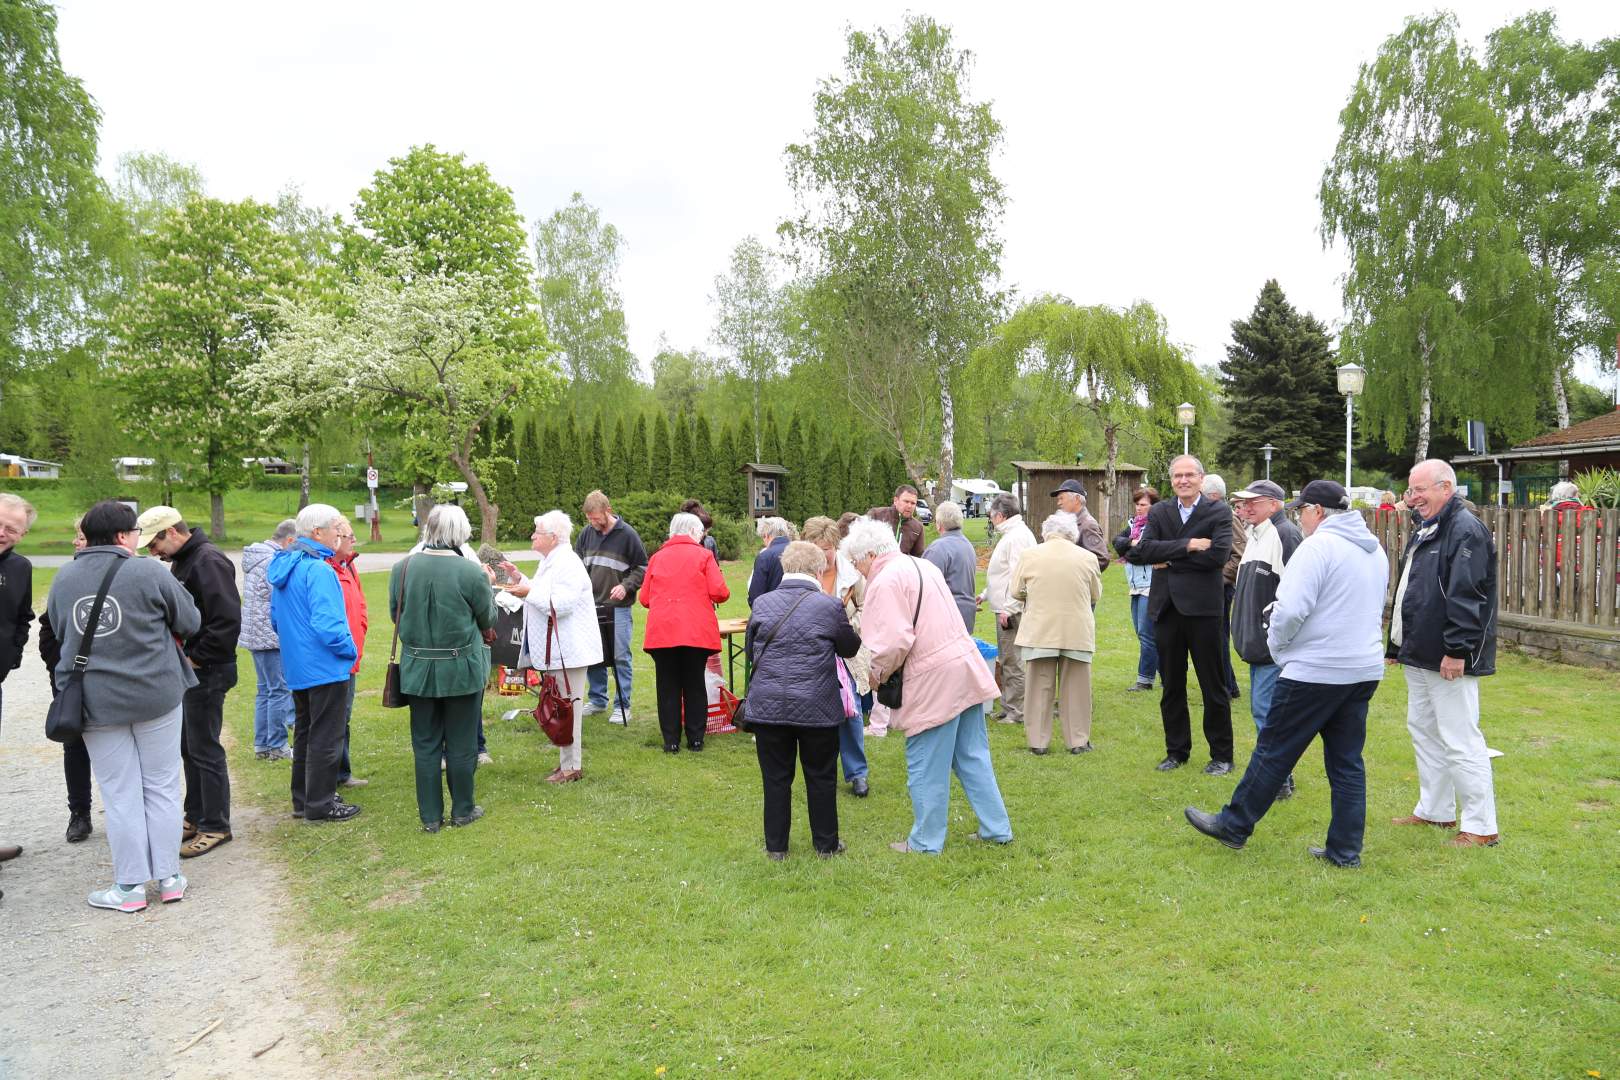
[135,505,183,548]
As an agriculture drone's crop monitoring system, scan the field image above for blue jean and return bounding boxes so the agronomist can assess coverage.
[1130,594,1158,684]
[902,703,1012,852]
[587,606,633,711]
[1249,663,1280,732]
[839,712,867,781]
[250,649,294,751]
[1215,678,1377,866]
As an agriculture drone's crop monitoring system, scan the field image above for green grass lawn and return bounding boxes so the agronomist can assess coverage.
[33,552,1619,1077]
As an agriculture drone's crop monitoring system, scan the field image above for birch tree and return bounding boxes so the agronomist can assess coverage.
[782,15,1004,493]
[710,236,784,455]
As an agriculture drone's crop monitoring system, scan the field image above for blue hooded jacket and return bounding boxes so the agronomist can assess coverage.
[267,539,358,690]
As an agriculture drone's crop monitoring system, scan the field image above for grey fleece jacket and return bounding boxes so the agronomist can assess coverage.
[46,546,201,728]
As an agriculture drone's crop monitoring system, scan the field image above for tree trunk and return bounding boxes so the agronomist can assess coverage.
[411,480,431,533]
[936,364,956,499]
[1413,324,1433,465]
[1102,423,1120,536]
[299,441,311,510]
[1552,365,1570,430]
[752,383,763,459]
[210,491,225,541]
[451,452,498,542]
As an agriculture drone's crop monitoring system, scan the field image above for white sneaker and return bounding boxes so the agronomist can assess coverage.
[609,708,629,726]
[582,702,607,716]
[88,883,147,913]
[159,874,188,903]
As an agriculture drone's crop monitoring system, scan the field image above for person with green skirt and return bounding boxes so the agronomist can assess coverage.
[389,505,497,832]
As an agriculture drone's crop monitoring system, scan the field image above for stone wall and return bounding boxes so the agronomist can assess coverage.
[1497,613,1620,670]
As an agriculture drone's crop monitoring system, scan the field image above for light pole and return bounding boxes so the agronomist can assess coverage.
[1336,363,1366,489]
[1176,402,1196,456]
[1260,443,1277,482]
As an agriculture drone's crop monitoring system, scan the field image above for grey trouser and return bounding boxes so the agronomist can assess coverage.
[995,616,1025,724]
[83,703,183,885]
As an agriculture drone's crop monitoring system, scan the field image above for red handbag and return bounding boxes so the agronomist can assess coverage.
[534,603,575,747]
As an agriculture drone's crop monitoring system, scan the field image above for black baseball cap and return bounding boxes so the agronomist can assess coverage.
[1050,479,1086,497]
[1285,480,1351,511]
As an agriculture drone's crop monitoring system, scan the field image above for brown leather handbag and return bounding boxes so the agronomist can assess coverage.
[534,603,575,747]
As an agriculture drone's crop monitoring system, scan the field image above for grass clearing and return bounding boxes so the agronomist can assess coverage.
[33,549,1619,1077]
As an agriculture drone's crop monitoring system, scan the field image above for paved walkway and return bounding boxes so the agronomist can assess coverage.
[0,636,366,1078]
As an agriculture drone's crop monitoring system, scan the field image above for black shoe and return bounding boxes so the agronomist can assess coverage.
[1184,807,1245,850]
[1203,760,1234,776]
[688,741,704,752]
[850,776,869,797]
[1125,681,1153,692]
[422,820,443,834]
[66,812,92,843]
[1276,775,1296,800]
[450,805,485,828]
[817,840,847,858]
[310,802,362,822]
[1068,743,1093,754]
[1030,746,1049,756]
[765,850,786,862]
[1155,757,1185,771]
[1307,845,1360,868]
[663,744,680,754]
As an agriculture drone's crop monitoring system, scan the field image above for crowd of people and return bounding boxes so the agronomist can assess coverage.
[0,451,1509,907]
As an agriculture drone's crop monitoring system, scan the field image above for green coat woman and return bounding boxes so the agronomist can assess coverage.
[389,509,496,831]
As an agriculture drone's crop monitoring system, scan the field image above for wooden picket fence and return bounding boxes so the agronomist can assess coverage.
[1362,507,1620,629]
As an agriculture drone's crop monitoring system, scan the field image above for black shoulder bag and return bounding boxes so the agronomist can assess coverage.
[382,556,412,708]
[733,589,813,733]
[45,555,125,743]
[875,559,925,710]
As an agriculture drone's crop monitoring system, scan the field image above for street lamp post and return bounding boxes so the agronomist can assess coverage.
[1259,443,1277,482]
[1175,402,1196,456]
[1336,363,1366,490]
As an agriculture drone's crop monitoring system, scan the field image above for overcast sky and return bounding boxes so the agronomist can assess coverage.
[55,0,1617,386]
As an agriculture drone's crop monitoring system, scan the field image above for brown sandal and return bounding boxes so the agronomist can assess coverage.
[182,820,197,842]
[179,831,232,858]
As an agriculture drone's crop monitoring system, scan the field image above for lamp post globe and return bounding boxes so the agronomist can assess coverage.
[1335,364,1366,488]
[1175,402,1196,455]
[1259,443,1277,482]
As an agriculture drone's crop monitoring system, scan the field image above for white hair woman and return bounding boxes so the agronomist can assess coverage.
[389,503,497,830]
[640,512,732,752]
[504,511,602,782]
[1010,512,1103,755]
[922,500,976,633]
[844,516,1013,854]
[748,516,794,606]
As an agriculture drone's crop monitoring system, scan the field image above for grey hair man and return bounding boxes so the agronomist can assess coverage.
[267,503,361,823]
[923,500,977,633]
[1049,479,1110,570]
[1228,480,1304,794]
[1201,474,1245,702]
[749,516,794,607]
[1387,458,1500,847]
[979,493,1036,725]
[0,493,35,881]
[242,518,300,760]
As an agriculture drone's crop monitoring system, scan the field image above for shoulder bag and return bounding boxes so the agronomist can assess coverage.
[381,556,411,708]
[732,588,813,733]
[534,602,575,746]
[875,559,924,710]
[45,556,124,744]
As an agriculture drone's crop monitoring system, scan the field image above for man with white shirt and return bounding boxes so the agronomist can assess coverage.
[979,493,1036,725]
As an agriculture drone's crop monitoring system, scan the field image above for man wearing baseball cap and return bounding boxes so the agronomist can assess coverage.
[137,506,241,858]
[1227,479,1303,796]
[1184,480,1387,867]
[1050,479,1109,571]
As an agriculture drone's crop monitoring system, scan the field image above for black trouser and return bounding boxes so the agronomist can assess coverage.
[1220,583,1240,696]
[64,736,92,815]
[181,659,237,833]
[291,679,350,819]
[650,646,711,749]
[754,724,840,854]
[1154,608,1234,763]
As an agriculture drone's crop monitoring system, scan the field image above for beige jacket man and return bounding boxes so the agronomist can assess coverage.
[1010,531,1103,753]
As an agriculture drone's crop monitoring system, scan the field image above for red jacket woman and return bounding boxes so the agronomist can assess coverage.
[639,518,730,752]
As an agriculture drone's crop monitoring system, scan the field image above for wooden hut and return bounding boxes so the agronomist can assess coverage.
[1011,460,1148,535]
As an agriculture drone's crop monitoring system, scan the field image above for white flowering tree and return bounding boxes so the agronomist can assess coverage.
[250,254,558,540]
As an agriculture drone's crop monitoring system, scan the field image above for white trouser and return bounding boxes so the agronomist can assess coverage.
[556,666,587,771]
[82,703,184,885]
[1403,666,1497,835]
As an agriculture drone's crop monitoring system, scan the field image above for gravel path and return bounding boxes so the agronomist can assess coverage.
[0,645,364,1078]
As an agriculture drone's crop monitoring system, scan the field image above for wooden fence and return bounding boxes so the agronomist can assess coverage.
[1362,507,1620,630]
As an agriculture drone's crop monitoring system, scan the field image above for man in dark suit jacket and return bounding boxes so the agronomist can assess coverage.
[1124,455,1235,774]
